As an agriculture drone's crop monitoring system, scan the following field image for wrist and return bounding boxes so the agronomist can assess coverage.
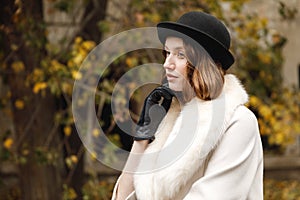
[131,140,148,153]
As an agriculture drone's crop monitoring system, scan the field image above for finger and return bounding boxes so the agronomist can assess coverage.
[160,86,175,97]
[149,89,164,102]
[148,88,172,103]
[161,97,172,111]
[157,87,175,100]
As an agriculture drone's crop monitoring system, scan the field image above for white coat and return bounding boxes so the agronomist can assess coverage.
[112,74,264,200]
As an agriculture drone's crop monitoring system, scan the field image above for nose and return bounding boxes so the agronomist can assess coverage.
[163,54,175,70]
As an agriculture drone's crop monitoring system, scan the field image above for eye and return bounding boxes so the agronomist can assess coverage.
[162,50,170,58]
[177,51,186,59]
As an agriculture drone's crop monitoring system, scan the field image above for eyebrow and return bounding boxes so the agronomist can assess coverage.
[164,45,185,51]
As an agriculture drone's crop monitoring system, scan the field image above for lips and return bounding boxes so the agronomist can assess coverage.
[166,73,178,79]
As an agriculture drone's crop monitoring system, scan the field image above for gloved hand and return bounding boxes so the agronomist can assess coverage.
[134,85,175,141]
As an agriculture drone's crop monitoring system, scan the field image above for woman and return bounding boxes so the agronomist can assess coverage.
[112,11,263,200]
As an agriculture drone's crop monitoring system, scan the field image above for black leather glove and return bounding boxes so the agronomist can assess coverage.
[134,85,175,141]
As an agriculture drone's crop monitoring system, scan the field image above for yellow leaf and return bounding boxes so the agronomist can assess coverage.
[260,17,268,27]
[90,151,97,161]
[72,53,85,66]
[32,69,44,81]
[4,138,13,149]
[67,59,74,68]
[64,126,72,136]
[50,59,65,72]
[61,82,72,95]
[257,52,272,65]
[74,37,82,44]
[249,95,261,107]
[126,57,139,68]
[70,155,78,163]
[6,91,11,98]
[65,157,72,168]
[92,128,100,137]
[15,99,25,110]
[11,61,25,73]
[33,82,47,94]
[10,44,19,51]
[274,133,285,145]
[82,41,95,50]
[71,71,82,80]
[151,13,161,23]
[272,34,281,45]
[259,71,265,78]
[259,105,272,119]
[22,149,29,155]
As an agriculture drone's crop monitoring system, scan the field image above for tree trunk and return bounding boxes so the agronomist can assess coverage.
[15,93,62,200]
[80,0,108,42]
[1,0,63,199]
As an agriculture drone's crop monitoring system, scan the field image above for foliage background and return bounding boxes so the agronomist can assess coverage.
[0,0,299,199]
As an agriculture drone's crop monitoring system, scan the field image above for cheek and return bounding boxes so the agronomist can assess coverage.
[177,61,187,76]
[169,61,187,91]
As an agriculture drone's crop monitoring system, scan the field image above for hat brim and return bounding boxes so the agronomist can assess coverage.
[157,22,234,69]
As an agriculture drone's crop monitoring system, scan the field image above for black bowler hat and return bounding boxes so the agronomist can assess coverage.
[157,11,234,70]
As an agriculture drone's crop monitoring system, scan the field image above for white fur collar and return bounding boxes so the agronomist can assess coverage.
[134,74,248,200]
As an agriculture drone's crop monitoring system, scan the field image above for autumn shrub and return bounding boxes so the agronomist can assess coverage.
[82,178,114,200]
[226,7,300,151]
[248,89,300,150]
[264,179,300,200]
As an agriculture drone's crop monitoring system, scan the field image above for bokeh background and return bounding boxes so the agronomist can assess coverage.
[1,0,299,199]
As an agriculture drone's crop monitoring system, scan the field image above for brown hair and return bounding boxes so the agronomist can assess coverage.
[182,39,225,102]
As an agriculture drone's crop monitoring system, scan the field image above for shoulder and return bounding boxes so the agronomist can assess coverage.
[225,105,260,146]
[231,106,258,128]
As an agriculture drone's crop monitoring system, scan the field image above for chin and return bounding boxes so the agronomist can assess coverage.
[168,83,182,92]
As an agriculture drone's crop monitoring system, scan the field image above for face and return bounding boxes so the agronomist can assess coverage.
[163,37,188,91]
